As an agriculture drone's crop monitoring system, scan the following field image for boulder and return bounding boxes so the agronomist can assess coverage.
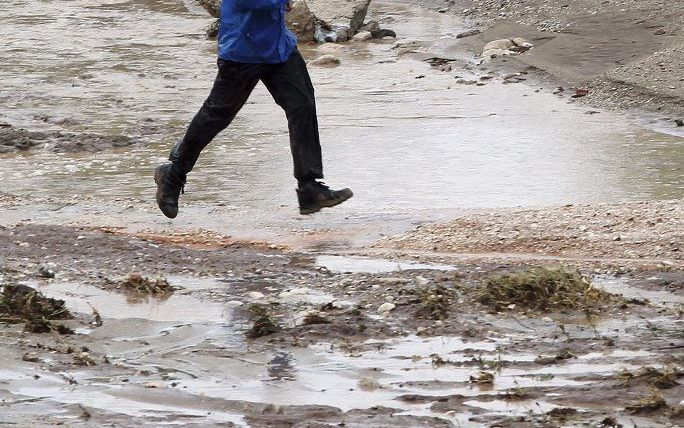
[307,0,371,38]
[286,0,316,42]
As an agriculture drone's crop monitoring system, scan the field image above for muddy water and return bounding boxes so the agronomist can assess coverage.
[1,0,683,249]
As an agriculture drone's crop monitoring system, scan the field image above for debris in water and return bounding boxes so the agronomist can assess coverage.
[535,348,575,365]
[475,266,613,313]
[73,352,97,367]
[115,272,173,297]
[625,388,669,414]
[469,371,495,385]
[616,365,682,389]
[0,283,73,333]
[88,303,103,327]
[22,352,40,363]
[302,311,330,326]
[546,407,578,421]
[413,284,456,320]
[246,304,281,339]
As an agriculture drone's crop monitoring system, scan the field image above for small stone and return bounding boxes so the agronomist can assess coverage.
[415,276,429,286]
[308,54,341,68]
[247,291,265,300]
[352,31,373,41]
[22,353,40,363]
[378,302,396,313]
[456,29,481,39]
[144,381,166,389]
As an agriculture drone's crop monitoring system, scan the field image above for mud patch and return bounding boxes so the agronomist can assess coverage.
[0,127,139,153]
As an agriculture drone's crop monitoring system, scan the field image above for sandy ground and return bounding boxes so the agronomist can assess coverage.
[433,0,684,118]
[376,200,683,270]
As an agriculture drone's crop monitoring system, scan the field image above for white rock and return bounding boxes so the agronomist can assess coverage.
[378,302,396,313]
[308,54,341,68]
[247,291,265,300]
[416,276,429,286]
[352,30,373,41]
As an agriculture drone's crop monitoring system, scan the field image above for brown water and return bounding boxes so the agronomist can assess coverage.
[1,0,682,250]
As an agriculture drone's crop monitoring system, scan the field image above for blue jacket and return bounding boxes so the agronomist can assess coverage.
[218,0,297,64]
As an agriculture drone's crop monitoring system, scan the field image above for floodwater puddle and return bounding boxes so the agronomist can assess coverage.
[594,275,684,305]
[1,0,682,250]
[316,254,458,273]
[32,279,234,323]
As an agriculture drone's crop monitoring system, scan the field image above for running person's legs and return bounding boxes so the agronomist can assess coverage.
[261,50,352,214]
[155,51,352,218]
[155,60,261,218]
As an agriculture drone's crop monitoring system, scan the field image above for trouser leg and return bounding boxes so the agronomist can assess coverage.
[260,50,323,185]
[169,59,262,180]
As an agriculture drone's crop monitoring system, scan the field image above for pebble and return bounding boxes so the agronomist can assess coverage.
[247,291,265,300]
[378,302,396,313]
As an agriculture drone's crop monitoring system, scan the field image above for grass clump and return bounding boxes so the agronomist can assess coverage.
[0,283,73,333]
[625,388,669,414]
[116,272,173,297]
[414,284,456,320]
[476,266,613,312]
[246,304,281,339]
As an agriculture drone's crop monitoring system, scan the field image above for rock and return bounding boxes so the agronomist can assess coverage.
[352,31,372,41]
[197,0,220,18]
[481,38,533,60]
[675,119,684,127]
[457,29,481,38]
[481,48,513,59]
[483,39,516,52]
[377,302,396,313]
[372,29,396,39]
[307,0,371,39]
[38,263,56,279]
[360,20,380,33]
[205,19,220,39]
[286,0,316,42]
[247,291,265,300]
[308,54,341,67]
[572,88,590,98]
[144,381,166,389]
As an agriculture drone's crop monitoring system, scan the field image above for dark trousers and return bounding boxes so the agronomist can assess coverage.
[169,49,323,184]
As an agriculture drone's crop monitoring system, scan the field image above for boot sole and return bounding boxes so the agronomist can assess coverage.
[299,190,353,215]
[154,165,178,219]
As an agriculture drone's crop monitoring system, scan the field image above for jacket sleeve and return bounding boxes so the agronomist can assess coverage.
[233,0,288,11]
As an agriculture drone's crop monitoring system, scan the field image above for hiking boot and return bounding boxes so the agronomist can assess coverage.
[297,181,353,215]
[154,163,185,219]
